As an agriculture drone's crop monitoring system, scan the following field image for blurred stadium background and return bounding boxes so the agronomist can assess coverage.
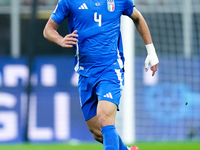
[0,0,200,149]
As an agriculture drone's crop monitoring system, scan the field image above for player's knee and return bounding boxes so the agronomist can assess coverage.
[97,101,117,127]
[97,114,108,128]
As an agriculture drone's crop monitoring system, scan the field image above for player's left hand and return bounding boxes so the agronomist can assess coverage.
[145,51,159,76]
[149,63,158,76]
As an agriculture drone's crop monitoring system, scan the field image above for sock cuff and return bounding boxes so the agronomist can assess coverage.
[101,125,116,134]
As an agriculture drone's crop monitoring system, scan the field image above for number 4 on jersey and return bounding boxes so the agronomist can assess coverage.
[94,12,102,27]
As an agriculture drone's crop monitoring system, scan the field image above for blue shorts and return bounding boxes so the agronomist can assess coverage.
[78,60,124,121]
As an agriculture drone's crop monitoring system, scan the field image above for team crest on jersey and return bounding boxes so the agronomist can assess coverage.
[107,0,115,12]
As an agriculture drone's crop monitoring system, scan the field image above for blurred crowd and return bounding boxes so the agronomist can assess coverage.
[0,0,200,6]
[0,0,57,6]
[135,0,200,5]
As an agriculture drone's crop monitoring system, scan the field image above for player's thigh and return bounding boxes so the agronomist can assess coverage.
[78,75,98,121]
[96,61,124,109]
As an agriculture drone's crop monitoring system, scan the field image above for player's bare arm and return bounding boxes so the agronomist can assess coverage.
[130,8,159,76]
[130,8,152,45]
[43,18,78,48]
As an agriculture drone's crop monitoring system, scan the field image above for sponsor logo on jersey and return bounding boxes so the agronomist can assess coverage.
[107,0,115,12]
[103,92,113,99]
[78,3,88,9]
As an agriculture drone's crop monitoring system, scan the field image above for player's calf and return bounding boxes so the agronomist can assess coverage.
[86,116,103,143]
[92,131,103,143]
[87,125,103,143]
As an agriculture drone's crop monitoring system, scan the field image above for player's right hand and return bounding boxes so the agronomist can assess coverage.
[60,30,78,48]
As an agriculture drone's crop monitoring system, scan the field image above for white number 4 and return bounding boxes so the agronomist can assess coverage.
[94,12,102,27]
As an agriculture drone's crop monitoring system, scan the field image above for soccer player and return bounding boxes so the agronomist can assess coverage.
[43,0,159,150]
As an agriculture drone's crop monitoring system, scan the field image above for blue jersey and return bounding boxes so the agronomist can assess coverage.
[51,0,135,77]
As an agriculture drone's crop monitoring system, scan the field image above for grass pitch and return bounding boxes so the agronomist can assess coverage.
[0,142,199,150]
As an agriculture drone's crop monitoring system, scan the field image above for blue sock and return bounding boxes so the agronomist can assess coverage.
[101,125,119,150]
[119,135,128,150]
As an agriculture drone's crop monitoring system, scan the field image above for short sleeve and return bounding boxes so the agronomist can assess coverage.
[50,0,70,24]
[123,0,135,16]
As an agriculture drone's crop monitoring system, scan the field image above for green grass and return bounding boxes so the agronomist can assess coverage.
[0,142,200,150]
[135,142,200,150]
